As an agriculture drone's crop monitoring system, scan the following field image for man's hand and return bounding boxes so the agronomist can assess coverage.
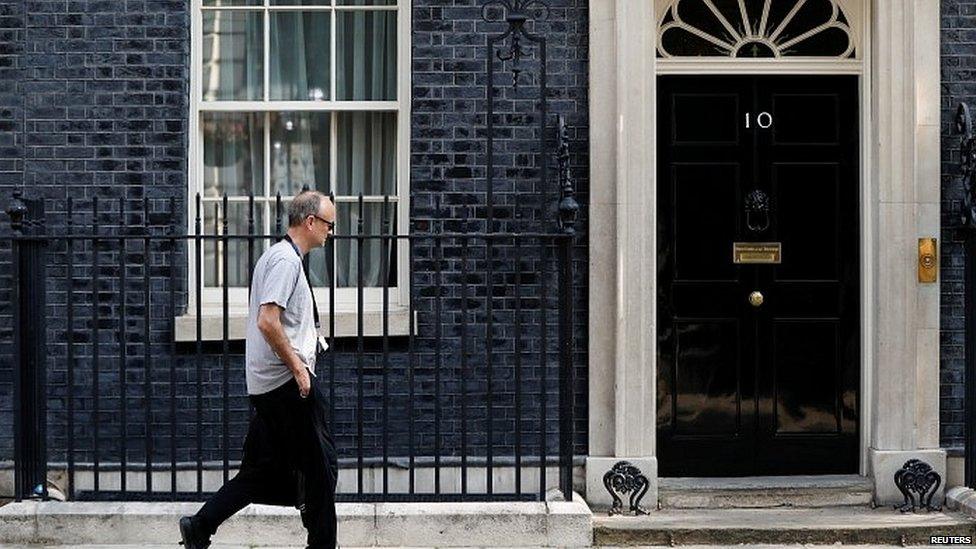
[294,366,311,398]
[257,303,311,398]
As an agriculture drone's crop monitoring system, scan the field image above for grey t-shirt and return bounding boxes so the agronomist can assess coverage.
[245,239,317,395]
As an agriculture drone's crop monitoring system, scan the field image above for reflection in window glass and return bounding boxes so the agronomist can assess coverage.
[337,0,396,5]
[203,0,261,5]
[336,202,397,288]
[337,11,397,100]
[270,0,330,4]
[270,12,331,101]
[197,1,403,292]
[202,11,264,100]
[336,112,396,197]
[202,112,265,197]
[270,112,331,196]
[203,201,267,287]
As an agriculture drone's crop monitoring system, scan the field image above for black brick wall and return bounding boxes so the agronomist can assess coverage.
[0,0,25,460]
[410,0,589,456]
[0,0,590,472]
[0,0,190,464]
[942,0,971,450]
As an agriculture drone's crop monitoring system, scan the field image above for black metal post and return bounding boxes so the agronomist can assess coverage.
[482,1,553,499]
[556,115,579,502]
[8,191,48,501]
[964,175,976,488]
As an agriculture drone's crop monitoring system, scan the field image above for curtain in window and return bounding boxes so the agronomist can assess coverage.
[202,11,264,101]
[336,112,397,288]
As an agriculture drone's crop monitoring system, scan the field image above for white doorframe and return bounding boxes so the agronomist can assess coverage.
[586,0,942,506]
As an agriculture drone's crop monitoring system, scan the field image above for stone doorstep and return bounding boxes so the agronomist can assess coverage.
[657,475,875,509]
[946,485,976,518]
[592,506,976,546]
[0,495,593,548]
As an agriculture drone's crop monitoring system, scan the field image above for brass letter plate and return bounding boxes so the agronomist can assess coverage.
[733,242,782,264]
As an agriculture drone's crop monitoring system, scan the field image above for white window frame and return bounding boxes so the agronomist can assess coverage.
[186,0,411,328]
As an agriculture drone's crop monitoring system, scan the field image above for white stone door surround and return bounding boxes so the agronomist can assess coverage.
[585,0,943,507]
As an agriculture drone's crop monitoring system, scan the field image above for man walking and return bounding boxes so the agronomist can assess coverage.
[179,190,339,548]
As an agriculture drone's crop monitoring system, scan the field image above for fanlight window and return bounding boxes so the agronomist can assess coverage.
[658,0,855,58]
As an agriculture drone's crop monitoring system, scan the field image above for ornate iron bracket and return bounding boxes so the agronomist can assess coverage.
[957,103,976,229]
[603,461,650,516]
[893,459,942,512]
[482,0,550,91]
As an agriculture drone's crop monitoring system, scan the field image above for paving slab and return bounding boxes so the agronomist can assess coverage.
[0,495,591,548]
[0,544,960,549]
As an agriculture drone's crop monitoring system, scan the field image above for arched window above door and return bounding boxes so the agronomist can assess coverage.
[657,0,858,59]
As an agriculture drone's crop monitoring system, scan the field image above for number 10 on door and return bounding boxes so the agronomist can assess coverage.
[746,112,773,129]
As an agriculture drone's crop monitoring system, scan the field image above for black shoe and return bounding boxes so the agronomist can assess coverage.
[178,516,211,549]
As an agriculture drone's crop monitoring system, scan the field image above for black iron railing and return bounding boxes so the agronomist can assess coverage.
[4,188,577,503]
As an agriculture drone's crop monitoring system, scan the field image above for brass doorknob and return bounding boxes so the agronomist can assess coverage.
[749,291,764,307]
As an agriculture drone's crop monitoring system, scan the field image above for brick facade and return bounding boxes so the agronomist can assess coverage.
[0,0,590,473]
[941,0,971,450]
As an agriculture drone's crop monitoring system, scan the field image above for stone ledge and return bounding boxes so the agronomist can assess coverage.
[0,494,592,547]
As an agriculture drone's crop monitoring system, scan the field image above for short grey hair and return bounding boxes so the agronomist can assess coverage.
[288,190,328,227]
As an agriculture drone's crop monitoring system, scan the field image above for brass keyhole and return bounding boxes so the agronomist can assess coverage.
[749,291,764,307]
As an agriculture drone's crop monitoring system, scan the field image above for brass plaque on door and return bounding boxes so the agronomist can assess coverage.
[733,242,782,264]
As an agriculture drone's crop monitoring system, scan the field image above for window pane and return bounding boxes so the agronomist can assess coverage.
[337,0,396,5]
[336,11,396,100]
[202,112,265,197]
[336,202,397,288]
[203,201,266,288]
[202,11,264,100]
[271,112,331,196]
[335,112,396,197]
[271,0,330,4]
[270,12,331,101]
[203,0,261,5]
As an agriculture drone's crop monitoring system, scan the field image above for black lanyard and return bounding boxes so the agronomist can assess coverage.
[282,234,320,329]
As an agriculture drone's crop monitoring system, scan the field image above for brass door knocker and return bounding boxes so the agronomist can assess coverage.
[745,189,771,233]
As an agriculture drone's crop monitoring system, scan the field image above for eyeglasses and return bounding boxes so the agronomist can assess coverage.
[309,214,335,231]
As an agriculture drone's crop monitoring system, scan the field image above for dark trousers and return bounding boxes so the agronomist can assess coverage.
[195,378,339,548]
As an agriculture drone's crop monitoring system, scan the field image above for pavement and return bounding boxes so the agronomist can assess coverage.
[0,545,967,548]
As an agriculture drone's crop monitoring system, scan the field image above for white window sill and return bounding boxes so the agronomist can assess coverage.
[174,307,413,341]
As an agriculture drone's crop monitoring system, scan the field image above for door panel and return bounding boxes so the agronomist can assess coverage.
[657,75,859,477]
[772,320,839,434]
[673,163,741,281]
[674,320,742,436]
[673,93,741,144]
[774,163,840,281]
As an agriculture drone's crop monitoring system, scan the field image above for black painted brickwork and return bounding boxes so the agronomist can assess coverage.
[0,0,591,469]
[942,0,974,450]
[0,0,25,465]
[410,0,590,456]
[0,0,191,463]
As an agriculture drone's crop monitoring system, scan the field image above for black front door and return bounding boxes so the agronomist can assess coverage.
[657,75,859,477]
